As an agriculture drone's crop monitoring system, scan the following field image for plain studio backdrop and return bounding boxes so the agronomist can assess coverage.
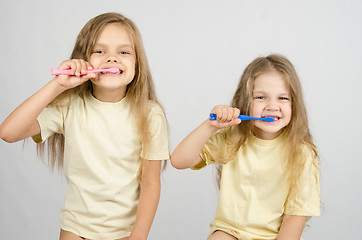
[0,0,361,239]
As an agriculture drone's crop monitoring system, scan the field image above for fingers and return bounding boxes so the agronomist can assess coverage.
[212,105,240,121]
[79,60,88,75]
[58,59,93,76]
[54,59,95,90]
[210,105,241,129]
[85,61,93,71]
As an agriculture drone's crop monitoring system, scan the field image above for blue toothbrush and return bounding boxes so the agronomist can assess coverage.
[209,113,275,122]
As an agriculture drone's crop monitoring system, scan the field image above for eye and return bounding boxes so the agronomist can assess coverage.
[254,96,265,100]
[119,51,130,55]
[279,97,290,101]
[93,50,104,54]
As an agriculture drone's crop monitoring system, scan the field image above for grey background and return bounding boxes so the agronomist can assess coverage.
[1,0,361,239]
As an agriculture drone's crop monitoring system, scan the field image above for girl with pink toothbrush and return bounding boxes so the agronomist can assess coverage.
[0,12,169,240]
[171,54,320,240]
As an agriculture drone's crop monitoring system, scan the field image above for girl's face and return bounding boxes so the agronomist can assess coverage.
[251,70,292,140]
[89,23,136,102]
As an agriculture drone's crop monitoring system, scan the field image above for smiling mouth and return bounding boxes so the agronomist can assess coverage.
[100,70,123,75]
[263,116,281,121]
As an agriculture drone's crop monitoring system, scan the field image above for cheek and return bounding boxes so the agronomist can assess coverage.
[125,59,136,73]
[251,102,263,115]
[131,60,136,72]
[283,104,292,121]
[131,62,136,73]
[88,57,100,67]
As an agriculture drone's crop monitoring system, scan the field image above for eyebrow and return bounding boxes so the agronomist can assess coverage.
[253,91,290,96]
[93,43,134,49]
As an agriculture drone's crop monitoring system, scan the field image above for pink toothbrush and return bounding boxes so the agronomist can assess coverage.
[51,67,119,75]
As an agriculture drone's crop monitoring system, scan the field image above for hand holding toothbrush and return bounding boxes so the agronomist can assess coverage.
[208,105,275,129]
[208,105,242,129]
[52,59,97,91]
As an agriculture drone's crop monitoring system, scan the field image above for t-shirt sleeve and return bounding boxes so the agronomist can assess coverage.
[284,148,320,216]
[31,105,64,143]
[191,129,227,170]
[140,103,170,160]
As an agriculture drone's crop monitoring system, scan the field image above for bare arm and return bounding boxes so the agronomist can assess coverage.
[170,105,241,169]
[0,80,65,142]
[277,215,307,240]
[127,160,162,240]
[171,120,218,169]
[0,60,94,143]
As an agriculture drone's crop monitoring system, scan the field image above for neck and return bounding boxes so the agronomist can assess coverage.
[92,86,127,103]
[252,128,284,140]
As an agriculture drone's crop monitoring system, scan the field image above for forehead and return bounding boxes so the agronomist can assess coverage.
[253,70,289,93]
[95,23,134,46]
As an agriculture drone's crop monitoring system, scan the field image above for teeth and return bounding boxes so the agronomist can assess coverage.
[100,71,122,74]
[263,116,280,120]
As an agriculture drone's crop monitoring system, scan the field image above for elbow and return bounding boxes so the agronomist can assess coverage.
[0,127,11,143]
[0,126,18,143]
[170,161,182,170]
[0,135,17,144]
[170,155,187,170]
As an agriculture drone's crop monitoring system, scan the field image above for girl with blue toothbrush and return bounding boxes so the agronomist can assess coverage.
[171,54,320,240]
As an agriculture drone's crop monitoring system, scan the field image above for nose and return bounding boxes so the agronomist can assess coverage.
[106,56,118,63]
[266,100,280,111]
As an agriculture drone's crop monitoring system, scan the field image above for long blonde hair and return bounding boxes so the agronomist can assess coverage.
[37,12,163,178]
[216,54,318,196]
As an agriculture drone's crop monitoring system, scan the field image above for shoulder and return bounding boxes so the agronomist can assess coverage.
[301,144,318,160]
[147,100,165,116]
[148,100,163,110]
[43,93,87,120]
[205,126,240,151]
[300,143,319,171]
[211,126,240,143]
[49,92,84,108]
[145,100,168,129]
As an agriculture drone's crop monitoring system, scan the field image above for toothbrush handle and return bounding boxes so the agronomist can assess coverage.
[87,69,104,73]
[240,115,275,122]
[51,68,72,75]
[209,113,257,121]
[51,68,97,75]
[209,113,217,120]
[209,113,272,122]
[238,115,257,121]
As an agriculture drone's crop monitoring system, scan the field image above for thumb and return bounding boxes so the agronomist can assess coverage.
[229,118,241,126]
[86,72,96,79]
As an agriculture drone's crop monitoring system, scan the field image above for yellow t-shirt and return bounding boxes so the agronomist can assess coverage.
[195,127,320,240]
[32,93,170,240]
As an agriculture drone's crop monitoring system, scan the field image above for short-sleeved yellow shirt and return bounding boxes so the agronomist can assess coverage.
[32,93,170,240]
[195,127,320,240]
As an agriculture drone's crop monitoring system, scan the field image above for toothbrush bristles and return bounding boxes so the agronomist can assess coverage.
[263,117,276,122]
